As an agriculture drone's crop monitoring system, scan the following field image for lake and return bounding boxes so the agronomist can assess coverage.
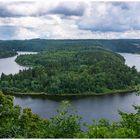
[119,53,140,70]
[1,52,140,124]
[0,52,37,76]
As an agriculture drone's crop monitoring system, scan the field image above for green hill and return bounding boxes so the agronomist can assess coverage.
[1,46,139,95]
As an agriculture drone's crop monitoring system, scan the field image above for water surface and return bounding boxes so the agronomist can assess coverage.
[119,53,140,71]
[1,52,140,124]
[0,52,37,76]
[14,92,140,124]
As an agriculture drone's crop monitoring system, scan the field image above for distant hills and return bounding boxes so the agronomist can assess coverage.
[0,39,140,53]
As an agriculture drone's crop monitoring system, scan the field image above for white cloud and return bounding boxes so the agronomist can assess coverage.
[15,27,40,39]
[0,0,140,39]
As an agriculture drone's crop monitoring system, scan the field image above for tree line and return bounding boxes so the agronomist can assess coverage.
[0,51,17,58]
[0,39,140,53]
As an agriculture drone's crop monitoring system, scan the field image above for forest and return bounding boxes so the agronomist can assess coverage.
[0,92,140,138]
[0,39,140,138]
[0,51,17,58]
[0,39,140,53]
[0,45,140,95]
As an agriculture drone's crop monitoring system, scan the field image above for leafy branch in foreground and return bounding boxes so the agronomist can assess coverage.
[0,93,81,138]
[0,92,140,138]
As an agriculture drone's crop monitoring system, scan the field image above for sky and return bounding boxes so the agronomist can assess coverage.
[0,0,140,40]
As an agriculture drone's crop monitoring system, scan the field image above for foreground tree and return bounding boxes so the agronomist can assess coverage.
[0,93,81,138]
[0,92,140,138]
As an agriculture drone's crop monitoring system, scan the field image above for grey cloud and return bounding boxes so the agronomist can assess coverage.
[111,2,130,10]
[78,22,130,32]
[49,2,86,16]
[0,4,26,18]
[78,2,140,32]
[0,5,14,17]
[0,2,39,18]
[0,1,140,39]
[10,1,35,5]
[0,1,35,18]
[0,1,86,18]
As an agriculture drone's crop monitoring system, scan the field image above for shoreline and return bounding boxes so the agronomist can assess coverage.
[3,88,136,97]
[1,52,139,98]
[0,53,17,59]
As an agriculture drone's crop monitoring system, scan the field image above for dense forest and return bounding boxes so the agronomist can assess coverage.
[0,45,140,95]
[0,92,140,138]
[1,39,140,138]
[0,39,140,53]
[0,51,17,58]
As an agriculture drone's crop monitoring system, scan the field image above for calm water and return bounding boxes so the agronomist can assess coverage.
[14,93,140,123]
[119,53,140,70]
[1,52,140,124]
[0,52,37,76]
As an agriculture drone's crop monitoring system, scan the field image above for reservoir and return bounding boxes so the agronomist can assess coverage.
[0,52,140,124]
[0,52,37,76]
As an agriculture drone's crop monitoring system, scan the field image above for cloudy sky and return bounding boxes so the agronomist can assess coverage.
[0,0,140,40]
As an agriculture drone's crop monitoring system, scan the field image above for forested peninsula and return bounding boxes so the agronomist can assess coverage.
[0,41,140,96]
[1,39,140,138]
